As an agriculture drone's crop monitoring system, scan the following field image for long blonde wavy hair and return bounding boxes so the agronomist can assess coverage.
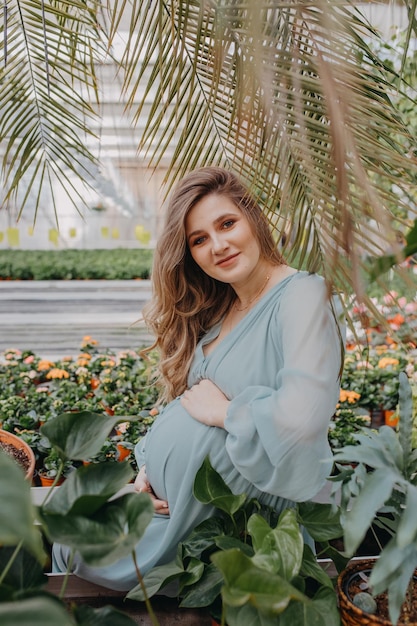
[142,166,285,402]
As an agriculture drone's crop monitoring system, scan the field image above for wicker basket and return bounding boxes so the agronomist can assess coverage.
[337,559,417,626]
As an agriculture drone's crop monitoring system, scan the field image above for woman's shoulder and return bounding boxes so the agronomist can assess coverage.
[281,269,326,293]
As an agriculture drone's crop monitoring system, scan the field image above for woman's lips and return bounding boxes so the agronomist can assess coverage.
[216,253,239,267]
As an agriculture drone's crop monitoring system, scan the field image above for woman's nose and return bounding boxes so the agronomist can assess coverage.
[211,235,227,254]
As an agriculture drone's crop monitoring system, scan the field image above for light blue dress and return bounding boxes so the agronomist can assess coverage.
[53,271,344,590]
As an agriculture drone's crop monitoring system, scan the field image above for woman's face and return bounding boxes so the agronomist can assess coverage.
[185,193,262,285]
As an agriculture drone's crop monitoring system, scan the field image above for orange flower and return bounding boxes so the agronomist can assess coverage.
[38,359,55,371]
[100,359,115,367]
[82,336,98,346]
[339,389,361,404]
[46,368,70,380]
[77,353,92,361]
[378,357,399,369]
[149,408,159,417]
[77,358,91,367]
[387,314,405,326]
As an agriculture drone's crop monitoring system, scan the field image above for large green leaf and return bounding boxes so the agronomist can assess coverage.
[0,546,46,601]
[40,411,123,461]
[0,451,45,563]
[299,545,334,590]
[127,559,185,601]
[212,549,305,612]
[39,492,154,567]
[193,456,247,517]
[297,501,343,542]
[249,509,303,581]
[42,462,134,516]
[181,516,235,559]
[180,562,224,608]
[343,467,397,555]
[0,596,75,626]
[278,587,341,626]
[74,604,138,626]
[370,541,417,626]
[398,371,414,473]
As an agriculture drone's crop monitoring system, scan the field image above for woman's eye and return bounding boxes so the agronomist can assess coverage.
[192,236,205,246]
[222,219,235,229]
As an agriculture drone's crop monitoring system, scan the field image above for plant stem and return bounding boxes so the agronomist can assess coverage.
[132,550,160,626]
[0,540,23,586]
[41,460,64,507]
[58,549,75,600]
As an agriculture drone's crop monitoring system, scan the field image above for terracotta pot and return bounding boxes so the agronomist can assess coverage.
[337,558,417,626]
[384,410,399,428]
[38,472,65,487]
[0,429,35,480]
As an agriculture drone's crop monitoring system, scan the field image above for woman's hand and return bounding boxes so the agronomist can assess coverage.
[134,465,170,515]
[181,379,230,428]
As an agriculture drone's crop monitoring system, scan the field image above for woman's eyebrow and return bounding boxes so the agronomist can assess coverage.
[187,213,238,240]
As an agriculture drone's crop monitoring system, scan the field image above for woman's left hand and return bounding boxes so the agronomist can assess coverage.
[180,379,230,428]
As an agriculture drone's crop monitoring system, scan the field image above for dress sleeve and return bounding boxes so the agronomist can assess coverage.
[134,433,147,468]
[224,274,345,502]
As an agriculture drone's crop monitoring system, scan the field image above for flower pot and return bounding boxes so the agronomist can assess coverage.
[384,410,398,428]
[0,429,35,480]
[38,472,65,487]
[337,559,417,626]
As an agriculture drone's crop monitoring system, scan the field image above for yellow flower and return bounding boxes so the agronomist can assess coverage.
[101,359,115,367]
[82,336,98,346]
[46,368,70,380]
[77,353,92,361]
[378,357,399,369]
[339,389,361,404]
[77,358,91,367]
[38,359,55,371]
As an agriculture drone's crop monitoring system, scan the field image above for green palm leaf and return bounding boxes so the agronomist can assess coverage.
[1,0,416,304]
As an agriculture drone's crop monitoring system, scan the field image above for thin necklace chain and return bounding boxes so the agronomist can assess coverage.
[234,274,271,312]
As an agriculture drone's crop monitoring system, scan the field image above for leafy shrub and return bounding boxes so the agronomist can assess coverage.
[0,249,154,280]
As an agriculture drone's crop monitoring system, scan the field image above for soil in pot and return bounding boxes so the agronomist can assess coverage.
[338,559,417,625]
[0,429,35,480]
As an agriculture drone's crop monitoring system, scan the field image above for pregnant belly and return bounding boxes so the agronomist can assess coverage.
[144,398,227,502]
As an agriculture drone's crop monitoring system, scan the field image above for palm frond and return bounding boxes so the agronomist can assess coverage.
[110,0,416,304]
[0,0,104,219]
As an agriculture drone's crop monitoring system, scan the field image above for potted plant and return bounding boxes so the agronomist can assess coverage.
[38,448,74,487]
[0,409,156,626]
[128,456,348,625]
[331,371,417,625]
[0,428,35,481]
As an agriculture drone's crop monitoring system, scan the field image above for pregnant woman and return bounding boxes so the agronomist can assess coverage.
[53,166,344,590]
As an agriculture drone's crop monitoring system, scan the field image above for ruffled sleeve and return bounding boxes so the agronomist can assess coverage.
[224,273,344,502]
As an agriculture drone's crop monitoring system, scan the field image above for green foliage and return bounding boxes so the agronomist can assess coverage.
[0,249,153,281]
[0,410,154,626]
[0,339,159,477]
[128,457,345,625]
[332,372,417,625]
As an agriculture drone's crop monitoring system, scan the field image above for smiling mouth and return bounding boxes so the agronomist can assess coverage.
[216,254,239,266]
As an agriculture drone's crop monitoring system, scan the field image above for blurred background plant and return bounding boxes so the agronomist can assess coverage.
[0,337,159,483]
